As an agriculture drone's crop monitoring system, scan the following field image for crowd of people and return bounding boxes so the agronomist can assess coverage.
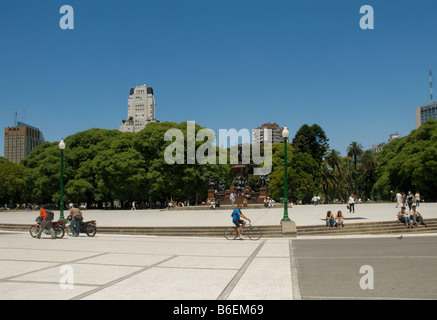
[395,191,421,210]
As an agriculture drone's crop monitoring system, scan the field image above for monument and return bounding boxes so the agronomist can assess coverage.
[207,164,269,205]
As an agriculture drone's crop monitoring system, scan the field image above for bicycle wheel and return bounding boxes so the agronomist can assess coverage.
[29,225,40,238]
[86,225,97,237]
[224,227,238,240]
[54,226,65,239]
[247,226,262,240]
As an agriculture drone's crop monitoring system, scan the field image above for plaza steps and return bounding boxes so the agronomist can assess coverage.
[1,218,436,238]
[296,218,437,237]
[96,225,283,238]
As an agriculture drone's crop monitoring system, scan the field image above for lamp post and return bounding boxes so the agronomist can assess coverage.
[281,126,291,222]
[59,139,66,221]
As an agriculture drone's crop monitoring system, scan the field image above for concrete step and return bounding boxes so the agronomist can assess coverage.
[296,218,437,236]
[97,225,283,238]
[1,218,436,238]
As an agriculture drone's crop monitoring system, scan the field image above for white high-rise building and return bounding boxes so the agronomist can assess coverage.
[120,84,157,132]
[252,123,284,144]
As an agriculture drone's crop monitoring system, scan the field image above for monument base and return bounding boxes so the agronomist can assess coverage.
[281,220,297,238]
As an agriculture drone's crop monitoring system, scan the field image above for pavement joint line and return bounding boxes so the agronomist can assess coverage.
[5,279,99,287]
[155,266,240,271]
[0,252,108,282]
[69,255,178,300]
[0,246,106,255]
[289,240,302,300]
[216,240,266,300]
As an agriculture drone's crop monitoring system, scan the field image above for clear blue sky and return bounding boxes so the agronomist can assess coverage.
[1,0,436,157]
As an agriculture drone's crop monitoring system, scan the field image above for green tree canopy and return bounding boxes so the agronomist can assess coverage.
[291,124,329,165]
[375,120,437,201]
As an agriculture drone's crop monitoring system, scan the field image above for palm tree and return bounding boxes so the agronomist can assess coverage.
[325,149,342,173]
[347,141,363,195]
[347,141,363,170]
[360,151,378,199]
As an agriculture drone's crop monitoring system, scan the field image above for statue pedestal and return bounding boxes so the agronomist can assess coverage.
[260,187,268,198]
[208,189,215,200]
[281,220,297,238]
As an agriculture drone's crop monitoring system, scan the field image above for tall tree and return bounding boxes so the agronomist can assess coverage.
[347,141,363,195]
[0,158,25,206]
[347,141,363,171]
[291,124,329,165]
[325,149,342,173]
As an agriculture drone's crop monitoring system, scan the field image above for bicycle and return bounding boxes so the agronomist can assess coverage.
[224,220,262,240]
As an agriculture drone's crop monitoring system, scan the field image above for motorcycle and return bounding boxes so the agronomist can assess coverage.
[66,218,97,237]
[29,216,66,239]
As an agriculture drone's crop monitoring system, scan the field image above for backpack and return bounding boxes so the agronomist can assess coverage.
[46,211,54,220]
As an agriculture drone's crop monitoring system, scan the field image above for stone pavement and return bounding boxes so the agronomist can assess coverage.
[1,230,437,301]
[0,231,296,300]
[1,203,437,301]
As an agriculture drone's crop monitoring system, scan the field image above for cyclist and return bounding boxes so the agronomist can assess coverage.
[232,204,250,240]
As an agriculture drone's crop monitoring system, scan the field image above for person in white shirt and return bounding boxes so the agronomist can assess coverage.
[395,192,403,208]
[415,192,421,207]
[348,194,355,213]
[230,192,235,207]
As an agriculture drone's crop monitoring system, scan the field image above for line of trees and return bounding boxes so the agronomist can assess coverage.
[1,120,436,208]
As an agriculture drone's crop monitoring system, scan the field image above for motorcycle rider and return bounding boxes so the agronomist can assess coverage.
[36,206,56,239]
[68,204,83,237]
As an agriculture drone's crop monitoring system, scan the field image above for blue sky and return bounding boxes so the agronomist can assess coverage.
[1,0,436,157]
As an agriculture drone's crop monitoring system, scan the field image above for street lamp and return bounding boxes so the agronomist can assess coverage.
[282,126,290,222]
[59,139,66,221]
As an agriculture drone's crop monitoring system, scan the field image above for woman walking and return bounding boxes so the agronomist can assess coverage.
[348,194,355,213]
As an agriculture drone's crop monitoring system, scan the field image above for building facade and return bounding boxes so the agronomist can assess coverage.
[3,122,45,163]
[252,123,284,144]
[120,84,157,133]
[370,132,400,153]
[415,102,437,129]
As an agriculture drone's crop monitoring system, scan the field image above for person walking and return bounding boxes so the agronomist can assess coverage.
[230,192,235,207]
[415,192,421,207]
[348,194,355,213]
[36,206,55,239]
[395,192,403,208]
[406,191,414,212]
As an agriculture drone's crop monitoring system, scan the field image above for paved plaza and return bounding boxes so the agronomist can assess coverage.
[0,203,436,301]
[2,202,437,228]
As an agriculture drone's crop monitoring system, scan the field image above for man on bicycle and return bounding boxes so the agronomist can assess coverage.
[232,204,250,240]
